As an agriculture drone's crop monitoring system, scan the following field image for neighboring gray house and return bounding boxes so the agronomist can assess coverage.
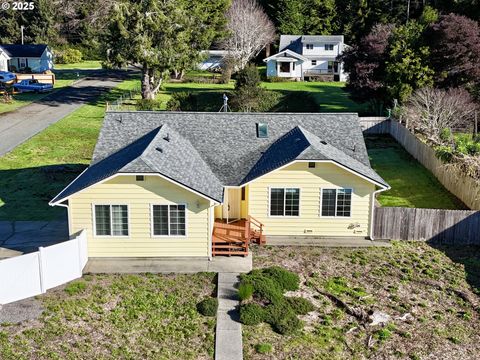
[0,44,53,73]
[263,35,347,81]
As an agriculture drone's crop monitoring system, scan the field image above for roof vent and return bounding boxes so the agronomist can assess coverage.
[155,147,163,153]
[163,133,170,142]
[256,123,268,138]
[116,116,123,123]
[352,144,356,152]
[320,140,327,145]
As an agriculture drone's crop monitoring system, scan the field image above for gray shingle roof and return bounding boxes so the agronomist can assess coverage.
[51,112,388,205]
[279,35,344,53]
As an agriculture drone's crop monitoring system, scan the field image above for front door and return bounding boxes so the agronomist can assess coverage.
[223,188,241,221]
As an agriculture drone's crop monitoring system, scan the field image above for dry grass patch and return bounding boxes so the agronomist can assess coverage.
[0,273,216,359]
[244,242,480,360]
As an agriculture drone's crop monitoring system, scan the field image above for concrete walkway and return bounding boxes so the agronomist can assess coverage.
[0,220,68,258]
[84,254,252,273]
[267,235,391,247]
[0,70,131,156]
[215,273,242,360]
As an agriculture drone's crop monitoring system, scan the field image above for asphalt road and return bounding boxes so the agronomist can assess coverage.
[0,70,132,157]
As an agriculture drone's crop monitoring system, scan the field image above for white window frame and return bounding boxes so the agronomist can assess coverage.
[311,60,317,66]
[150,203,188,238]
[268,187,301,218]
[92,204,130,238]
[306,44,314,50]
[324,44,334,51]
[319,188,353,218]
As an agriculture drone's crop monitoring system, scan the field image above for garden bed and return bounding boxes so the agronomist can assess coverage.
[243,243,480,359]
[0,273,216,359]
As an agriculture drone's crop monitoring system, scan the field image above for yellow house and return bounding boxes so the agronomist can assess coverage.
[50,112,389,259]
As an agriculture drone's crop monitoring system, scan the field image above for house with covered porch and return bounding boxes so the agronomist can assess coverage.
[263,35,348,81]
[50,112,388,259]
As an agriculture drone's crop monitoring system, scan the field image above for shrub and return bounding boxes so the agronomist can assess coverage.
[238,282,254,301]
[165,91,197,111]
[136,99,161,111]
[272,313,303,335]
[246,275,283,304]
[239,303,266,325]
[197,297,218,317]
[265,301,295,324]
[254,343,273,354]
[56,48,83,64]
[267,76,292,83]
[435,145,454,162]
[64,280,87,295]
[263,266,300,291]
[286,297,315,315]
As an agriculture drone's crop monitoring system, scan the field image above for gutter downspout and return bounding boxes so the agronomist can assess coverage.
[369,186,391,241]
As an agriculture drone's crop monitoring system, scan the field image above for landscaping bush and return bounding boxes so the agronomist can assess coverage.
[263,266,300,291]
[265,301,296,324]
[136,99,162,111]
[267,76,292,83]
[238,282,254,301]
[286,296,315,315]
[56,48,83,64]
[196,297,218,317]
[239,303,266,325]
[271,312,303,335]
[165,91,198,111]
[244,274,283,304]
[254,343,273,354]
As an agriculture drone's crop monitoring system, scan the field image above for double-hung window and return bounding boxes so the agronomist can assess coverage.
[152,204,186,236]
[324,44,334,51]
[270,188,300,216]
[306,44,314,50]
[321,189,352,217]
[94,205,129,236]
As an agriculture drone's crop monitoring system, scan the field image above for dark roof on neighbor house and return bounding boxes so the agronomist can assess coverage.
[279,35,344,53]
[0,44,48,58]
[50,112,388,204]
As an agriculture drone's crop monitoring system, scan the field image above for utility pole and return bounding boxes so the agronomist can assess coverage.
[21,26,24,45]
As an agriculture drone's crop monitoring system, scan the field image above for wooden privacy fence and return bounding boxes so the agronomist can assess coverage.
[374,207,480,244]
[359,117,480,210]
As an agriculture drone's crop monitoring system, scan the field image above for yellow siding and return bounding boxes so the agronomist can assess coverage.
[69,175,211,257]
[248,162,376,237]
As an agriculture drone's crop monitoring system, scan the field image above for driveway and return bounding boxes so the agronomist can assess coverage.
[0,220,68,258]
[0,70,133,157]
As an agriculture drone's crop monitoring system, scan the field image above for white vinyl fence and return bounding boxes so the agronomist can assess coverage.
[0,230,87,305]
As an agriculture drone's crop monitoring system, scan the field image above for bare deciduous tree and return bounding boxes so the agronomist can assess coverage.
[220,0,275,72]
[402,87,478,143]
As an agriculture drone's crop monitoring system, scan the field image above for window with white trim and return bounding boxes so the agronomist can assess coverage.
[306,44,314,50]
[152,204,186,236]
[324,44,334,51]
[94,205,129,236]
[321,189,352,217]
[270,188,300,216]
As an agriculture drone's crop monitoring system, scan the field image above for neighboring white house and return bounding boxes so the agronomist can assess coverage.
[198,50,227,71]
[0,47,10,72]
[0,44,53,73]
[263,35,347,81]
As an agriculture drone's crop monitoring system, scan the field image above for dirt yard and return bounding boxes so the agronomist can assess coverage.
[244,242,480,360]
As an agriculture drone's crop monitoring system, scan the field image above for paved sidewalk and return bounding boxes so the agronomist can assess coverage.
[0,220,68,258]
[215,273,243,360]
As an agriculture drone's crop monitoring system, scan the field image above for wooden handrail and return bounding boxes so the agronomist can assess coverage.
[247,215,264,230]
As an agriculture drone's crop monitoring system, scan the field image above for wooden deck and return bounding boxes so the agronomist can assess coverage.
[212,217,265,257]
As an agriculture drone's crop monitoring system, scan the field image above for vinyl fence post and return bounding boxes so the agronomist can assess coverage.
[76,233,83,276]
[38,246,46,294]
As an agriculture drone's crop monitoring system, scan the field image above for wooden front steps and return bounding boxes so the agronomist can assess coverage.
[212,216,265,257]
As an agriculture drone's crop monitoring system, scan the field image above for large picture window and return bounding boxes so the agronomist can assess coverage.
[94,205,129,236]
[321,189,352,217]
[152,204,186,236]
[270,188,300,216]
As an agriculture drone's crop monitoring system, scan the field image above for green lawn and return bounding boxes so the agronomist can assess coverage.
[366,136,465,209]
[0,78,140,220]
[0,273,216,359]
[53,60,103,70]
[245,242,480,359]
[152,77,367,113]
